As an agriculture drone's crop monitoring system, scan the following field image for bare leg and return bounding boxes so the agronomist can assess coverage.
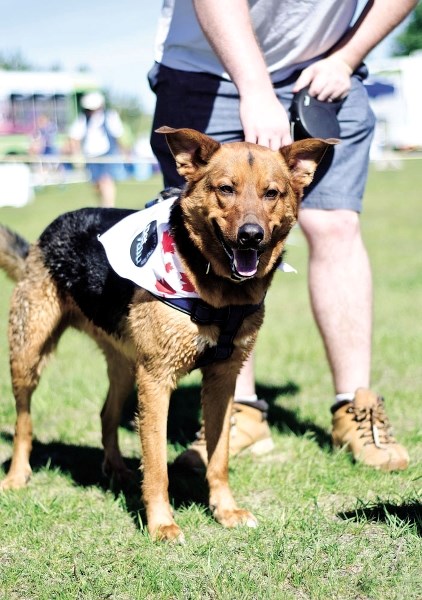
[299,208,372,393]
[234,352,256,398]
[95,174,116,208]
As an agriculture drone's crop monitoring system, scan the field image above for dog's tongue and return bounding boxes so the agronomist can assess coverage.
[233,249,258,277]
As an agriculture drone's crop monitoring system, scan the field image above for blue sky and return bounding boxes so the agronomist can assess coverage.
[1,1,408,114]
[2,1,161,112]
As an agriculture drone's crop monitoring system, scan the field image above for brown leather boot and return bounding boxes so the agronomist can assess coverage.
[331,388,409,471]
[174,400,274,471]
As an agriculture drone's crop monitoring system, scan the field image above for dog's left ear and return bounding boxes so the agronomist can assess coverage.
[280,138,339,191]
[156,126,221,180]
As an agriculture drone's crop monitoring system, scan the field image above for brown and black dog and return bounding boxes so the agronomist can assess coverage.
[0,127,334,542]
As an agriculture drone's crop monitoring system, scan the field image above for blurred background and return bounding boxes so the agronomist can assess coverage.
[1,0,422,206]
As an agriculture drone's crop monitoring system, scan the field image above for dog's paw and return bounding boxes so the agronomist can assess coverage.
[0,469,32,491]
[151,523,186,544]
[212,507,258,529]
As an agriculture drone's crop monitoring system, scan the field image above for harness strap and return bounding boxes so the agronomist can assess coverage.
[155,295,263,368]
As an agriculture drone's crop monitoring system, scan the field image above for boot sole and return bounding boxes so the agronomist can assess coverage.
[236,437,275,457]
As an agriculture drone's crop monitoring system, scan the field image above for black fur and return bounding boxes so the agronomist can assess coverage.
[38,208,137,336]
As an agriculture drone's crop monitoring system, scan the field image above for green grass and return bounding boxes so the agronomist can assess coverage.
[0,165,421,599]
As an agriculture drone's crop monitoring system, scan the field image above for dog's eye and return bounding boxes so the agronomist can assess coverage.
[218,185,234,195]
[265,189,279,199]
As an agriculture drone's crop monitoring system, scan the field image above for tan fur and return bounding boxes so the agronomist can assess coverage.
[0,227,27,281]
[1,127,335,542]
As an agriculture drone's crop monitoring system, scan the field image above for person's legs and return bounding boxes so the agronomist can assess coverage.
[299,208,372,393]
[293,75,409,470]
[95,174,116,208]
[88,163,117,208]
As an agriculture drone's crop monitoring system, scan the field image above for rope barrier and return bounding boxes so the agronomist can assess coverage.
[0,154,157,164]
[0,152,421,165]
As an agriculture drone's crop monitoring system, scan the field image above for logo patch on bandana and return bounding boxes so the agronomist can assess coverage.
[130,220,158,267]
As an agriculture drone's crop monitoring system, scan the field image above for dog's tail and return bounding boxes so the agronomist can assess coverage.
[0,225,30,282]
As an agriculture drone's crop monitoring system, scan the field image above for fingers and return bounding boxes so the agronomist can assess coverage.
[244,128,292,150]
[244,131,292,149]
[292,69,313,94]
[240,93,292,149]
[293,56,352,101]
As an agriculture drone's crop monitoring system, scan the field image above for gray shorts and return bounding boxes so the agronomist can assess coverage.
[149,63,375,212]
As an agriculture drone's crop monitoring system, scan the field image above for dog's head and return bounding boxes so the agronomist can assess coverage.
[157,126,337,281]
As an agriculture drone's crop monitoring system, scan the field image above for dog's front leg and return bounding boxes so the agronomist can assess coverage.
[136,367,184,543]
[201,362,258,529]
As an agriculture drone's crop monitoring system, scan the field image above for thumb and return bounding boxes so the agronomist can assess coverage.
[292,68,313,93]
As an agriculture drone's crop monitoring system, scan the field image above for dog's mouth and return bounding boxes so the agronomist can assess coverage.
[213,222,261,280]
[232,248,259,278]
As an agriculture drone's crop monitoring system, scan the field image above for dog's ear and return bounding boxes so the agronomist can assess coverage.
[156,126,221,180]
[280,138,339,190]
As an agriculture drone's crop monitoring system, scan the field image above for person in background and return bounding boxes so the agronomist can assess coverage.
[69,92,124,207]
[148,0,416,472]
[29,114,58,157]
[29,114,62,183]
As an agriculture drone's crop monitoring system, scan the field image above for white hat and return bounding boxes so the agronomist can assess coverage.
[81,91,105,110]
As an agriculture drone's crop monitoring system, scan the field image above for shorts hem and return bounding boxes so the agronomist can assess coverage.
[301,194,362,213]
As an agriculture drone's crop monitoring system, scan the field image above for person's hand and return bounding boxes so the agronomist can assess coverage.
[293,55,353,102]
[239,89,292,149]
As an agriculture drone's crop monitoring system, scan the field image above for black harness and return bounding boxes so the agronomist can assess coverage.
[155,295,263,368]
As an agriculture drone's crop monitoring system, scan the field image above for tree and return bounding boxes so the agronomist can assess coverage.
[0,51,33,71]
[394,3,422,55]
[107,91,145,138]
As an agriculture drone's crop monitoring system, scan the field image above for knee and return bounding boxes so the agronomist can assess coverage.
[299,209,361,246]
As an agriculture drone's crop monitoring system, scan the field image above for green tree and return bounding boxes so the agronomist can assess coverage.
[108,92,146,138]
[0,50,33,71]
[394,3,422,55]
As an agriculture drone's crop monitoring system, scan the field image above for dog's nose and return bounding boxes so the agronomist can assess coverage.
[237,223,264,247]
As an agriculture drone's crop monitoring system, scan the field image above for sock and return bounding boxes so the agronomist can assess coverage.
[335,392,355,402]
[234,394,258,403]
[331,392,355,413]
[234,395,270,414]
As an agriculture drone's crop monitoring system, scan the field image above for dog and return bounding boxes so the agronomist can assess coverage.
[0,126,335,542]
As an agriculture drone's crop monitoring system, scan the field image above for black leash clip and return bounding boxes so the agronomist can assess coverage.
[290,87,343,140]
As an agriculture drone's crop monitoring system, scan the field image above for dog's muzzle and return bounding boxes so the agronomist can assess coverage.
[214,221,264,280]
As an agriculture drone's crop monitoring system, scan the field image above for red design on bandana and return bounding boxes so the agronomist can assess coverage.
[180,272,196,292]
[164,261,173,273]
[162,230,176,254]
[155,278,177,295]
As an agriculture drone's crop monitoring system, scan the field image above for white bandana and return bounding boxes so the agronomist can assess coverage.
[98,197,296,299]
[98,198,199,299]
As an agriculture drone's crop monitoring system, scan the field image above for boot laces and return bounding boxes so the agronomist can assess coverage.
[348,397,396,448]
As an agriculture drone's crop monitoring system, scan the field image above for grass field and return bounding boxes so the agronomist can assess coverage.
[0,163,421,599]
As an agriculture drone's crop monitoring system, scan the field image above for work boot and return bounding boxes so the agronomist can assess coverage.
[174,400,274,471]
[331,388,409,471]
